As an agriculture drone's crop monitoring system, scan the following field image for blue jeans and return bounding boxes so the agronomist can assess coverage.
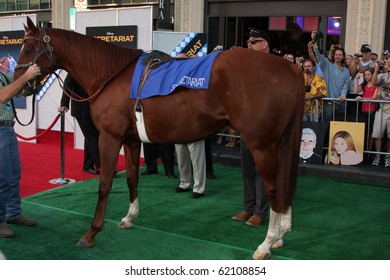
[0,126,22,224]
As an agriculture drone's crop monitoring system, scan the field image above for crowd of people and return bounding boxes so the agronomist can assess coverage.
[282,32,390,168]
[2,27,390,242]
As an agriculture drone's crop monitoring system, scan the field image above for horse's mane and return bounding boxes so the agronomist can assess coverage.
[48,28,143,83]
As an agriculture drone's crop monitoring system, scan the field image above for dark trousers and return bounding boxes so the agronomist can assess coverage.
[143,143,175,174]
[204,137,214,173]
[76,118,100,170]
[240,140,269,218]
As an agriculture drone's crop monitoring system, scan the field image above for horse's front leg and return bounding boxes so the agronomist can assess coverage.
[77,138,121,248]
[118,142,141,229]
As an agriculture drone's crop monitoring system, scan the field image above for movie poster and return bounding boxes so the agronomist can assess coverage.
[328,121,365,165]
[0,30,26,108]
[86,26,137,49]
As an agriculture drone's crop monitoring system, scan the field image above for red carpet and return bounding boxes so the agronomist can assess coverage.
[18,131,134,198]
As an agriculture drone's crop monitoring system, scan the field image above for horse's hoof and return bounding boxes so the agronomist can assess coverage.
[118,220,133,229]
[271,239,284,249]
[76,238,96,248]
[252,249,271,260]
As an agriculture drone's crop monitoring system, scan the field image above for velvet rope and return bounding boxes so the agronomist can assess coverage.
[15,114,61,141]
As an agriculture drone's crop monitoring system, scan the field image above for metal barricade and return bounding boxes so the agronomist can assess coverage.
[321,97,390,159]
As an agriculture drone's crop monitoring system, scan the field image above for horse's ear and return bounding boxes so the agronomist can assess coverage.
[25,17,38,33]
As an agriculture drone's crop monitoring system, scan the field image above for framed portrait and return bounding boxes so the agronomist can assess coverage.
[328,121,365,165]
[300,122,325,164]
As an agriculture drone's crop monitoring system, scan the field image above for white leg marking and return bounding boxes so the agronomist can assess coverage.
[253,208,281,259]
[271,206,292,249]
[118,198,139,229]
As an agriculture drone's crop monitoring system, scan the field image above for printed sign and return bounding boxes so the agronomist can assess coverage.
[0,30,26,108]
[86,26,138,49]
[171,33,208,57]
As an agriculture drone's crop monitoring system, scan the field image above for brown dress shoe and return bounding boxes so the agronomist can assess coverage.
[0,224,15,238]
[6,215,36,226]
[245,215,263,227]
[231,211,251,221]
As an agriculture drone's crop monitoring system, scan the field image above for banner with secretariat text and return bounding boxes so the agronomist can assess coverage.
[86,25,138,49]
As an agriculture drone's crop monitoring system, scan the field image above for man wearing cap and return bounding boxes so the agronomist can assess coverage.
[348,44,374,78]
[231,28,270,227]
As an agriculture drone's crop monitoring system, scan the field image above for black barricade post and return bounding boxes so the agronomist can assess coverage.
[49,111,75,185]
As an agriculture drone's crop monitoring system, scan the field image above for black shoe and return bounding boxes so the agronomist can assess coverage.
[206,171,216,179]
[192,192,204,199]
[166,172,177,179]
[141,170,158,175]
[83,168,100,175]
[175,187,191,193]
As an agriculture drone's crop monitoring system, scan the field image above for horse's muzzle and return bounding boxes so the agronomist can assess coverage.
[16,85,36,97]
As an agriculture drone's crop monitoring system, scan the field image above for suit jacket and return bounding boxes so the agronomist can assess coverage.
[60,74,91,119]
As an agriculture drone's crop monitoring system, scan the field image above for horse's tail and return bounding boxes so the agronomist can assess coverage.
[273,75,304,213]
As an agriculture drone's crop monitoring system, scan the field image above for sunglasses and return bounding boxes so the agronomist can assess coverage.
[246,39,265,45]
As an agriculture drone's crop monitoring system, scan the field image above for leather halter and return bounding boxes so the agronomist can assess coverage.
[16,28,54,71]
[15,28,55,91]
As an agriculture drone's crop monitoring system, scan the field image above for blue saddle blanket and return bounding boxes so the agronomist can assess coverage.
[130,51,221,99]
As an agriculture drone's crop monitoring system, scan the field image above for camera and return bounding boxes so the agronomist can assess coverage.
[312,31,323,41]
[354,53,363,58]
[305,85,311,93]
[272,48,282,55]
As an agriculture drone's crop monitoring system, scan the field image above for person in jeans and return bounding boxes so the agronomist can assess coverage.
[0,64,41,238]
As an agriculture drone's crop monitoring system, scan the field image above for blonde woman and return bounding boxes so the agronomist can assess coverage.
[330,131,363,165]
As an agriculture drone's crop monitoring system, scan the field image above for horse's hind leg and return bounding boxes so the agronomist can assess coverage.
[118,142,141,229]
[271,206,292,249]
[252,207,292,259]
[252,208,280,259]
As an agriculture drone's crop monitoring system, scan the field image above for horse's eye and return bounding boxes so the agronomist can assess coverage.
[23,44,35,55]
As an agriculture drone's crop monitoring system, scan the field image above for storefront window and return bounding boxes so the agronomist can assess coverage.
[219,16,341,58]
[6,0,16,10]
[39,0,50,9]
[17,0,28,10]
[0,0,5,11]
[29,0,39,10]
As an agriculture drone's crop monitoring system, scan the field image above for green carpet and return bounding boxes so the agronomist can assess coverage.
[1,164,389,260]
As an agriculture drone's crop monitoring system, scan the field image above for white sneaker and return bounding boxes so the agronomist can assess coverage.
[385,155,390,168]
[372,154,381,166]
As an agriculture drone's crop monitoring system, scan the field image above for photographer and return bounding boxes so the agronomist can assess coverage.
[349,44,374,77]
[302,58,327,122]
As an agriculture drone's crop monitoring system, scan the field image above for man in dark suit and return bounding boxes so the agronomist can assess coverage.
[141,143,177,179]
[58,74,100,175]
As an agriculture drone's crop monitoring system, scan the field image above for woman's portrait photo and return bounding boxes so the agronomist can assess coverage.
[328,127,364,165]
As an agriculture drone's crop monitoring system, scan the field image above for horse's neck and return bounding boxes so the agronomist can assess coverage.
[52,30,140,95]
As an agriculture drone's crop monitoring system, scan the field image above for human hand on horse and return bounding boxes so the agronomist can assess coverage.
[58,106,69,113]
[24,64,41,82]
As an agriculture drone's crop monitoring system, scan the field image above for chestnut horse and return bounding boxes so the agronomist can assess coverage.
[14,17,304,260]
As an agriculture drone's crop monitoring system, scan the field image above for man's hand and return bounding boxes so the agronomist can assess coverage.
[24,64,41,81]
[58,106,69,113]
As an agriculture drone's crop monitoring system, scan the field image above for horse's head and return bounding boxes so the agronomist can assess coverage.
[13,17,57,97]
